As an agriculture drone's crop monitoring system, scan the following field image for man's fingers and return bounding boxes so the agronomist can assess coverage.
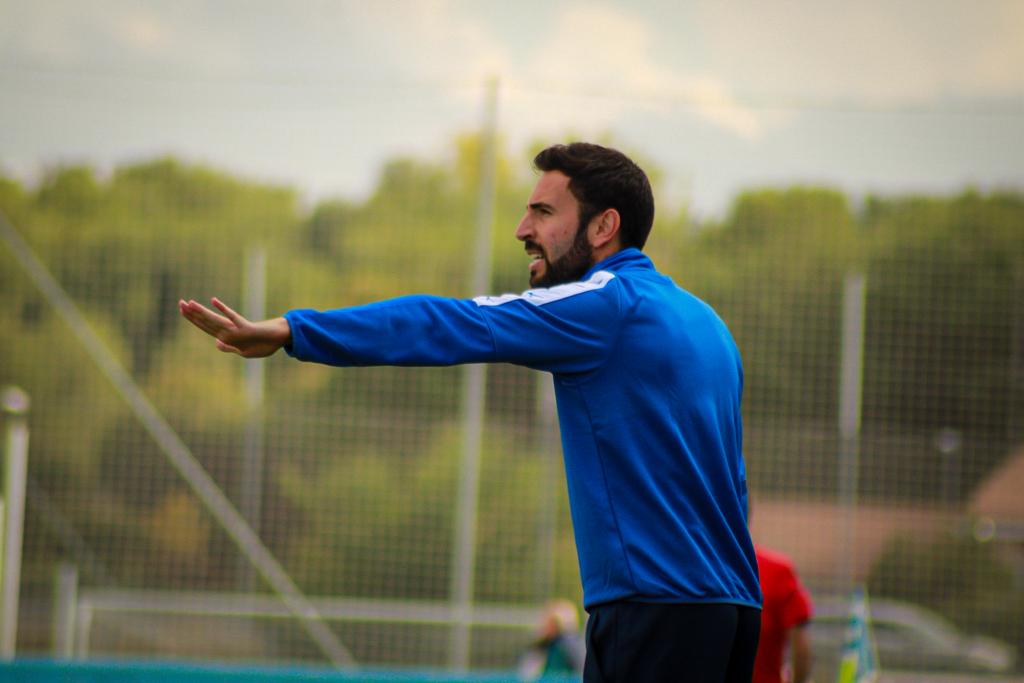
[180,299,235,336]
[181,299,232,326]
[181,297,254,356]
[215,339,243,355]
[211,298,245,325]
[191,299,231,324]
[182,307,225,337]
[180,306,215,334]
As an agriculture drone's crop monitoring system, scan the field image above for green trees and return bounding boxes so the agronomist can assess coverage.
[861,193,1024,497]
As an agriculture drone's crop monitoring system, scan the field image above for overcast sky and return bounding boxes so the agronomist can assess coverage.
[2,0,1023,217]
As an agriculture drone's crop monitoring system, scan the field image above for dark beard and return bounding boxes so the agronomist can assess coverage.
[532,226,594,288]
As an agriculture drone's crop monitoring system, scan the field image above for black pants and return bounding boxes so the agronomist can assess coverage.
[583,602,761,683]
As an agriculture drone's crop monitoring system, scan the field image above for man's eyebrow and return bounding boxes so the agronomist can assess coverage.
[528,201,555,212]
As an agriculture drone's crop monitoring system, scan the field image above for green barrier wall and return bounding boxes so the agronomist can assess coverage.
[0,660,579,683]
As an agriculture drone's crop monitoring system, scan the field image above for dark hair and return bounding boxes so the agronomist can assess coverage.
[533,143,655,250]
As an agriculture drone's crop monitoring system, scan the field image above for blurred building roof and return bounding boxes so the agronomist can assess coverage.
[750,499,954,585]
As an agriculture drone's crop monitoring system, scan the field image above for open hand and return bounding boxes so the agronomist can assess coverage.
[178,297,291,358]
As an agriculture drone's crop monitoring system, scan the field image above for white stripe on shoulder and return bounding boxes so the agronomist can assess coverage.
[473,271,616,307]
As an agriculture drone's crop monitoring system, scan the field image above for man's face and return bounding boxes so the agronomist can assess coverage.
[515,171,595,288]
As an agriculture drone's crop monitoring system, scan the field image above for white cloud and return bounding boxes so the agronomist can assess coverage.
[3,1,93,62]
[684,77,765,139]
[351,0,511,83]
[2,1,772,141]
[117,12,169,52]
[499,3,769,140]
[967,1,1024,95]
[694,0,1024,105]
[4,0,247,72]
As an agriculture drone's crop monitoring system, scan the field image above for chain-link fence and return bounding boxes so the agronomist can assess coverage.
[2,84,1023,680]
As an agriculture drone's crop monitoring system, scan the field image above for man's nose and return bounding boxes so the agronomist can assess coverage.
[515,215,531,241]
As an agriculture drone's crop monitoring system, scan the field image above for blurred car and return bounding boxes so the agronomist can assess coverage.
[808,596,1018,679]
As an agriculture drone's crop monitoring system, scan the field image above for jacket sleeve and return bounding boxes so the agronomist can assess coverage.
[283,271,623,374]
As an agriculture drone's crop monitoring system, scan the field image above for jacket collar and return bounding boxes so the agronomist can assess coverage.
[584,247,652,279]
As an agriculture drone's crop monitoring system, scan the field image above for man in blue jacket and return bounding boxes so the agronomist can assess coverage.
[180,143,762,681]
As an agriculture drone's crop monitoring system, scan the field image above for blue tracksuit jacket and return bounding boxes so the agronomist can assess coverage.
[284,248,762,610]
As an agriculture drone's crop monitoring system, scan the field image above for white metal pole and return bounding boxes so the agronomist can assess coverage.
[52,562,78,659]
[837,272,866,596]
[450,76,499,671]
[1,385,30,659]
[74,600,92,660]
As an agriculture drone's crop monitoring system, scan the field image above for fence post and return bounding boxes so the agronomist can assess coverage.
[52,563,78,659]
[1,385,30,659]
[837,273,866,596]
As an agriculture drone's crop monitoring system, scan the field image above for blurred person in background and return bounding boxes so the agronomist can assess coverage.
[753,544,814,683]
[181,142,762,682]
[517,599,586,681]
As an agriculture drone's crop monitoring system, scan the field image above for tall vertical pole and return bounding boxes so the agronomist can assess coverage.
[1010,263,1023,445]
[1,386,30,659]
[450,77,499,671]
[239,245,267,592]
[837,273,866,596]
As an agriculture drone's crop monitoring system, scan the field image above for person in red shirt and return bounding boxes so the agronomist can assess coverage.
[753,545,814,683]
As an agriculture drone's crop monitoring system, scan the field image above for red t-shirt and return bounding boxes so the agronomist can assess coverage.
[753,545,814,683]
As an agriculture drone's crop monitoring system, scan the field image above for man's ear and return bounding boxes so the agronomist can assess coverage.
[589,208,621,250]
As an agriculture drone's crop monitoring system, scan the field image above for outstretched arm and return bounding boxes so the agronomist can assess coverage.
[179,297,291,358]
